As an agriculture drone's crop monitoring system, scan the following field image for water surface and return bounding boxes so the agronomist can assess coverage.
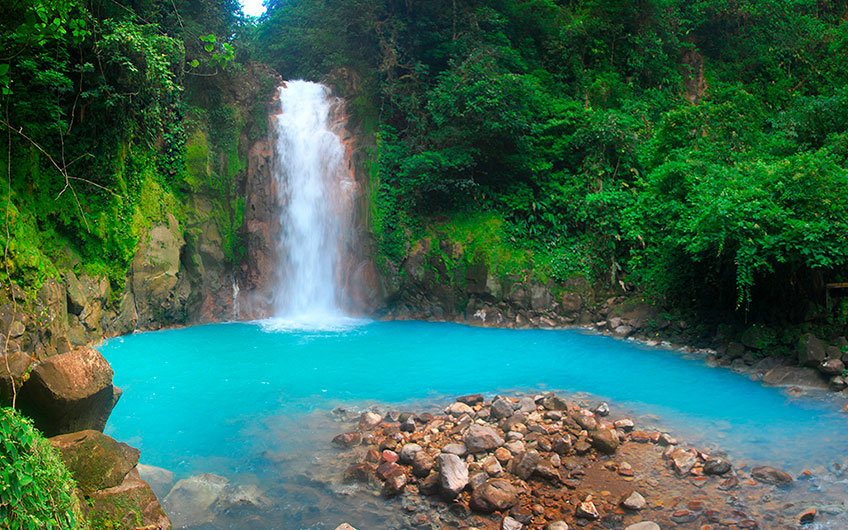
[100,320,848,528]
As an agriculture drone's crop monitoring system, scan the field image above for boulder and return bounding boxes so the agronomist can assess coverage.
[213,483,269,513]
[438,453,469,498]
[49,430,139,495]
[703,457,732,476]
[545,522,569,530]
[819,358,844,375]
[470,479,518,512]
[463,424,505,453]
[87,468,171,530]
[540,393,569,411]
[762,366,827,389]
[590,429,619,454]
[162,473,229,529]
[18,346,119,436]
[381,467,407,497]
[491,398,514,419]
[138,464,175,501]
[752,466,793,486]
[797,333,827,367]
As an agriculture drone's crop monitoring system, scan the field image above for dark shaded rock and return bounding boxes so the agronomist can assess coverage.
[49,430,139,495]
[419,472,440,496]
[463,424,504,453]
[552,434,573,455]
[18,346,119,436]
[830,375,847,391]
[541,393,569,411]
[752,465,793,486]
[799,507,816,524]
[703,457,732,475]
[87,468,170,530]
[492,398,514,419]
[513,451,540,480]
[457,393,484,405]
[798,333,826,367]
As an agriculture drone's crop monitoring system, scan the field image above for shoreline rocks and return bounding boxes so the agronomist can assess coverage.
[328,392,808,530]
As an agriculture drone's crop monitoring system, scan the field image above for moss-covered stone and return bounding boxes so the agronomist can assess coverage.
[49,430,140,495]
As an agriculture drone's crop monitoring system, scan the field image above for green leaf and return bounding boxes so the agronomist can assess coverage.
[189,59,199,68]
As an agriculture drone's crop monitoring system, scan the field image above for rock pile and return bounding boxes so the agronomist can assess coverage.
[332,393,725,529]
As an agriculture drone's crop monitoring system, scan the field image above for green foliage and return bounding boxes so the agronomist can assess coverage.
[259,0,848,320]
[0,408,81,530]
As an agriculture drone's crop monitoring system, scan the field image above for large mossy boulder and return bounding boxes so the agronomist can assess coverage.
[87,468,171,530]
[49,430,140,495]
[18,346,120,436]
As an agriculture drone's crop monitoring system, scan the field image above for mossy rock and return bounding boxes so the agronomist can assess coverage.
[49,430,140,495]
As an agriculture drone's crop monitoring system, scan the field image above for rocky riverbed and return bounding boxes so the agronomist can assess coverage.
[329,393,846,530]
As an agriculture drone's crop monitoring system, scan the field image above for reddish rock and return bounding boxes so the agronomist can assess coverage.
[332,431,361,448]
[18,347,120,436]
[470,479,519,513]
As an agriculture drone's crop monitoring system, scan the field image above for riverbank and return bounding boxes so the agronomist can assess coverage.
[330,392,839,530]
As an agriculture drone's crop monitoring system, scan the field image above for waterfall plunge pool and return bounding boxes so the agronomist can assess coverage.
[100,320,848,529]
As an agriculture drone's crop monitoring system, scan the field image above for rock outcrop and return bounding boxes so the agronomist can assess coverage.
[17,346,120,436]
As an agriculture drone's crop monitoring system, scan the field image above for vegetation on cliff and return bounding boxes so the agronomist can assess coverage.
[0,0,265,298]
[258,0,848,326]
[0,407,80,529]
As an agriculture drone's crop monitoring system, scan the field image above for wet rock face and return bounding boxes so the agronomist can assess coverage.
[17,346,120,436]
[470,479,519,512]
[131,214,189,328]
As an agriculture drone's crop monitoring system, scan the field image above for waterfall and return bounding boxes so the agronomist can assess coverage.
[270,81,355,323]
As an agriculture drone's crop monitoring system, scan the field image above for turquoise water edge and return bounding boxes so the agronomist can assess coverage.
[100,319,848,475]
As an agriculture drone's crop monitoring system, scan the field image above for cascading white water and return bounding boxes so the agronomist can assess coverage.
[271,81,354,322]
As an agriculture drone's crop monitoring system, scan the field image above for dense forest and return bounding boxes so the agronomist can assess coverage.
[2,0,848,324]
[259,0,848,324]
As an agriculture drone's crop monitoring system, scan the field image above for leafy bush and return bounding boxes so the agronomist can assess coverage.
[0,407,81,530]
